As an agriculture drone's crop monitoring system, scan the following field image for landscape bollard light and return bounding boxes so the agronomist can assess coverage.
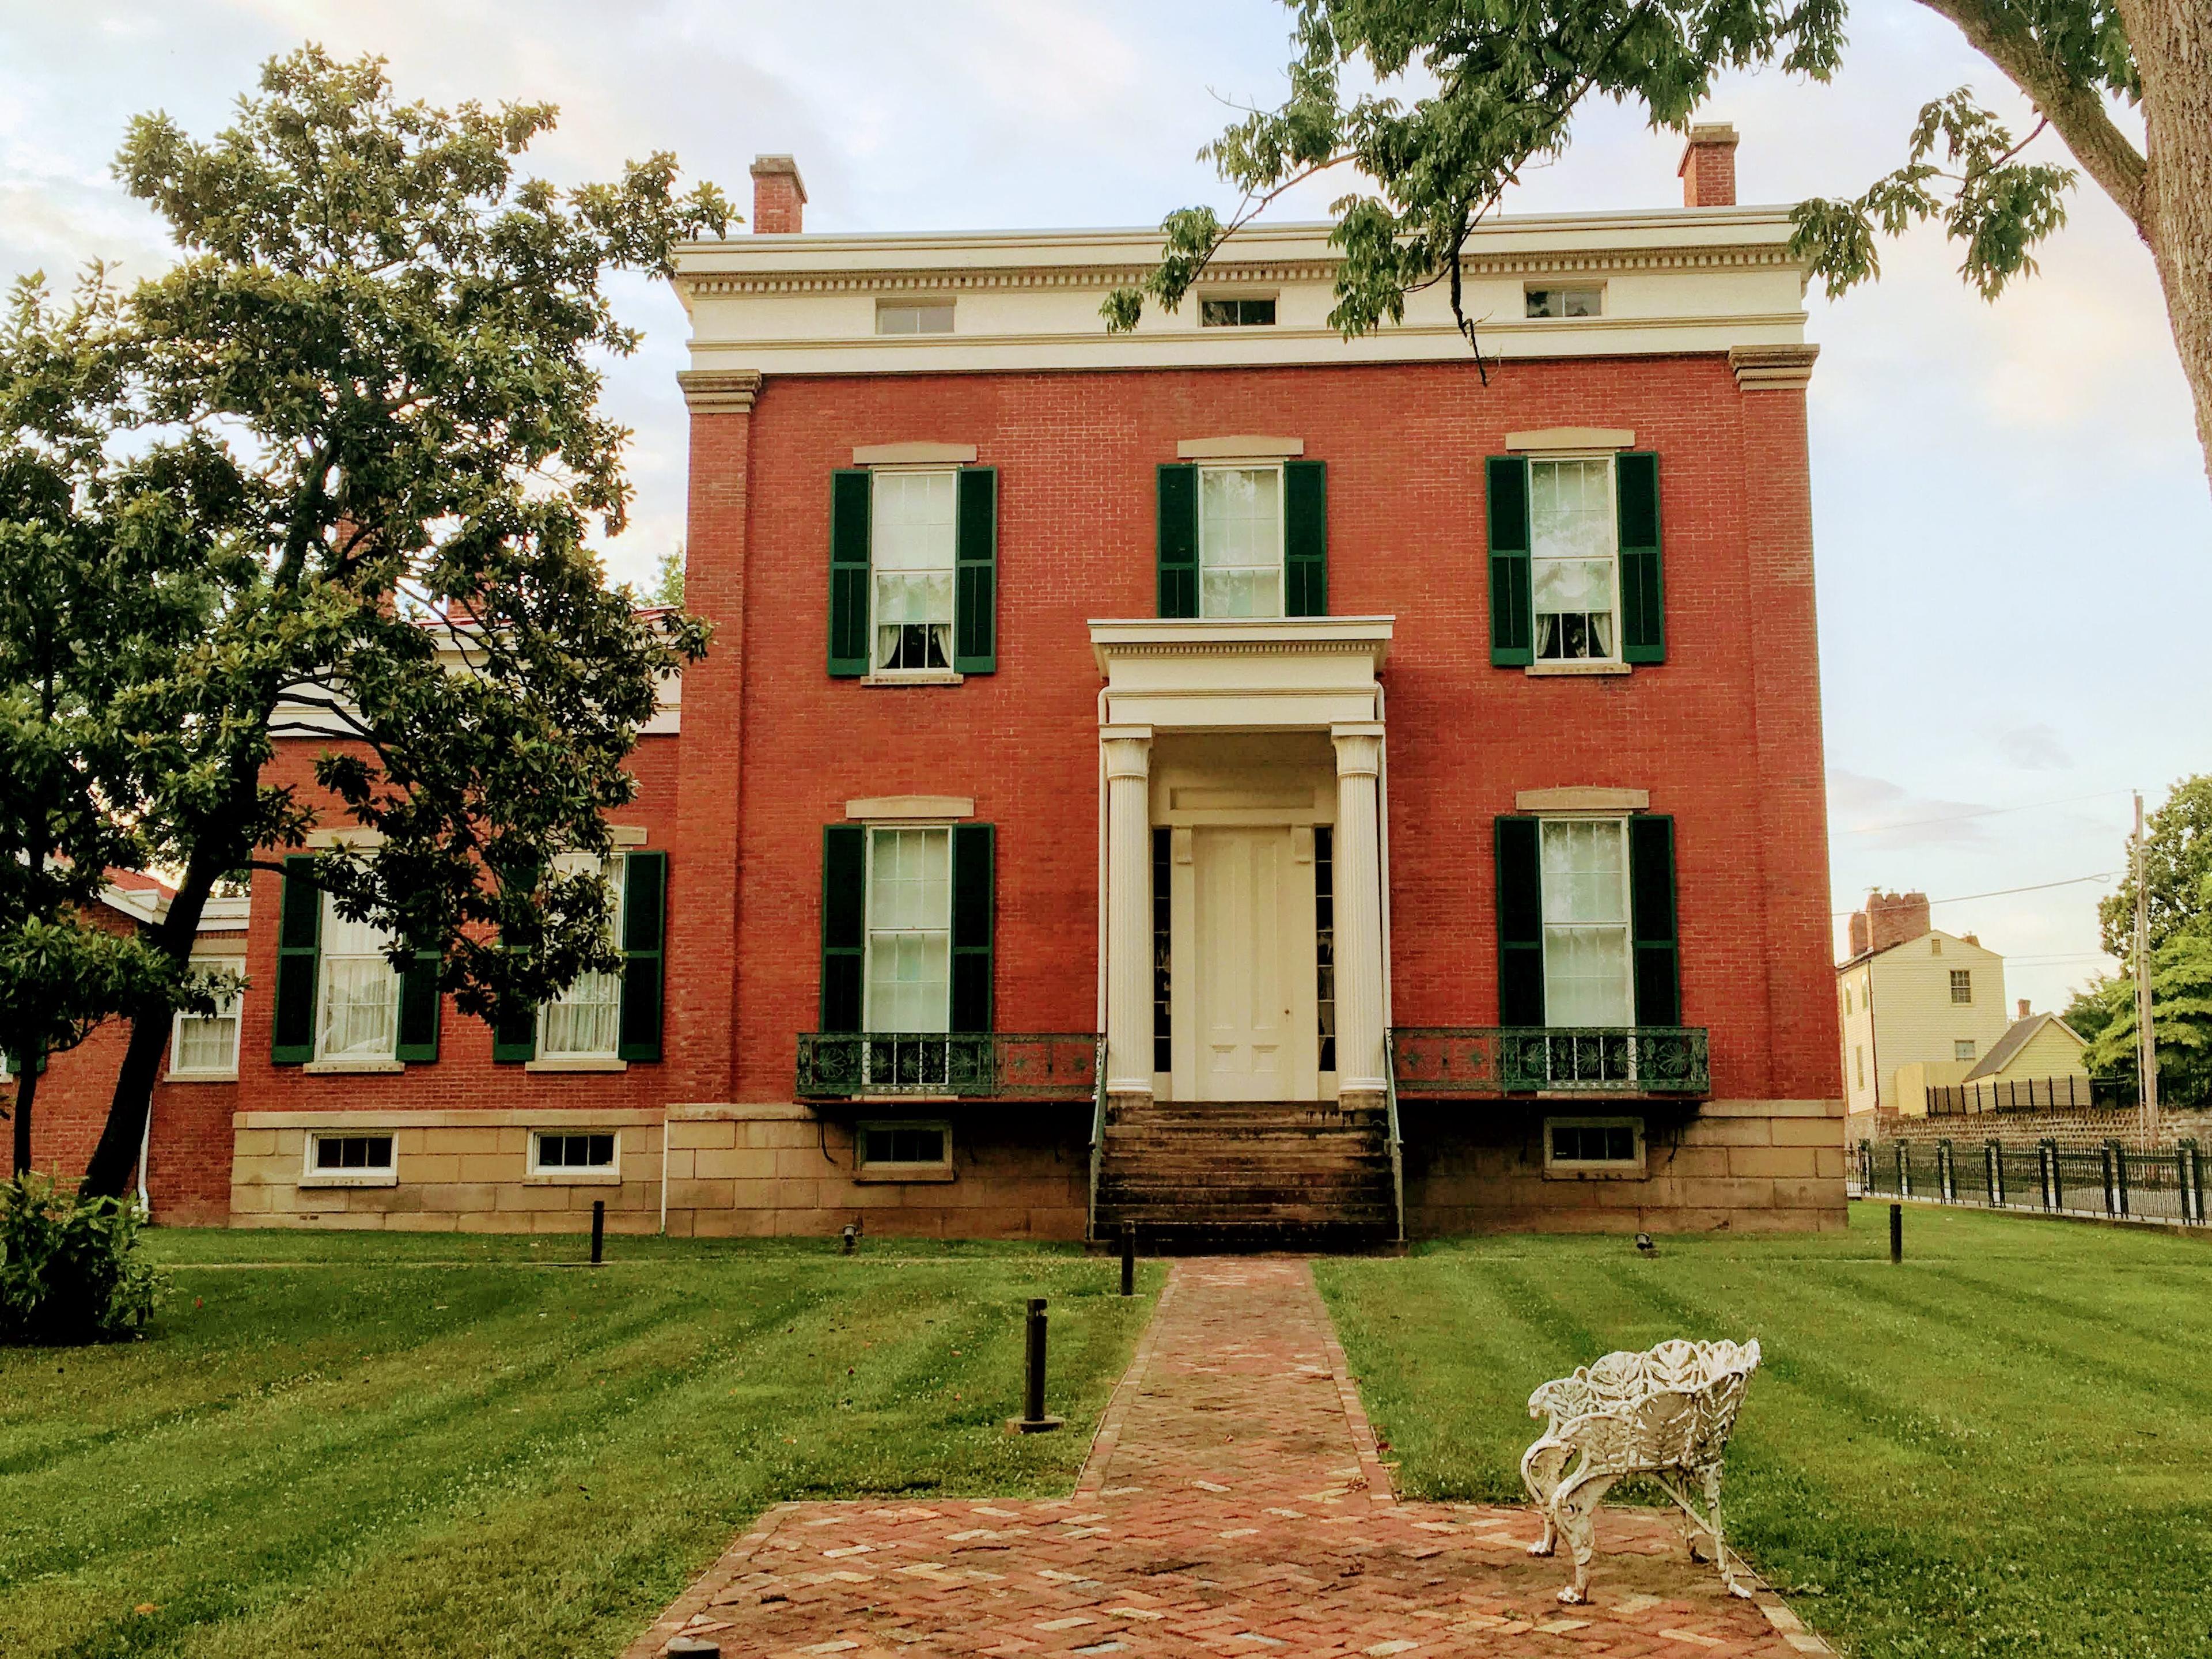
[1120,1222,1136,1296]
[1889,1202,1903,1263]
[842,1224,857,1256]
[590,1200,605,1266]
[665,1637,721,1657]
[1006,1297,1065,1434]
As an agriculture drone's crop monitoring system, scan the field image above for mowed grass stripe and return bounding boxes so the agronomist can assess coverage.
[2,1240,1158,1659]
[1318,1204,2212,1658]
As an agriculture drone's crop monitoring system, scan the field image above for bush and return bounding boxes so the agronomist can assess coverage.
[0,1173,166,1344]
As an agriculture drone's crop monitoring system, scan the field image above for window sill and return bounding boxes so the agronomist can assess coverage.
[1543,1164,1648,1180]
[524,1169,623,1186]
[303,1058,406,1075]
[861,670,964,688]
[525,1056,629,1074]
[166,1070,238,1085]
[854,1166,957,1184]
[1526,660,1632,677]
[301,1171,400,1188]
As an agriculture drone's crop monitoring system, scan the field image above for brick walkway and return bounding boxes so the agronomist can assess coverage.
[625,1260,1827,1658]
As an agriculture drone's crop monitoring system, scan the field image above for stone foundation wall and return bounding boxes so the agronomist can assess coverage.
[1846,1104,2212,1153]
[660,1104,1088,1240]
[1403,1097,1846,1234]
[230,1109,664,1232]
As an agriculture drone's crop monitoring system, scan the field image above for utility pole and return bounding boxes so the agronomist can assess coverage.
[2133,791,2160,1149]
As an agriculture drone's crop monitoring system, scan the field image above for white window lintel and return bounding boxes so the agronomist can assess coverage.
[1506,427,1635,453]
[847,796,975,821]
[1177,435,1304,460]
[853,442,977,466]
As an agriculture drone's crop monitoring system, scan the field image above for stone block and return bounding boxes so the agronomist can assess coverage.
[405,1154,462,1185]
[459,1153,519,1183]
[422,1182,500,1214]
[680,1120,738,1151]
[668,1178,734,1210]
[1772,1118,1846,1147]
[1728,1146,1823,1180]
[1684,1118,1773,1147]
[232,1129,279,1158]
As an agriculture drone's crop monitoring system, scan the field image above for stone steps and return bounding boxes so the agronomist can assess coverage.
[1093,1100,1398,1253]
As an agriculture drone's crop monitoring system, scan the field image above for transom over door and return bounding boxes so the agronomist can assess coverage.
[1188,827,1319,1101]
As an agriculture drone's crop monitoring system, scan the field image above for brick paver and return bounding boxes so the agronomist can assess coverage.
[624,1260,1826,1658]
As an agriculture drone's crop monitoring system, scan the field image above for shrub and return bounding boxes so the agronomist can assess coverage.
[0,1173,166,1344]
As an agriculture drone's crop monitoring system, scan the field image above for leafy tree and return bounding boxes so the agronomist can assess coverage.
[2073,930,2212,1107]
[55,47,725,1199]
[0,272,208,1175]
[2097,775,2212,956]
[649,543,686,608]
[1110,0,2212,492]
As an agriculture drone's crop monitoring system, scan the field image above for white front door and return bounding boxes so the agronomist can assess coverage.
[1188,827,1317,1101]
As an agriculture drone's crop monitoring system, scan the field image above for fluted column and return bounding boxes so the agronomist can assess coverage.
[1102,725,1155,1101]
[1331,723,1388,1105]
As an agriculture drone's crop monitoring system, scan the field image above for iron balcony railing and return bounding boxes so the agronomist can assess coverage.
[1389,1026,1710,1096]
[796,1031,1101,1101]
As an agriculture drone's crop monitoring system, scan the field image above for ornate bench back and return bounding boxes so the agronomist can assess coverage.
[1528,1338,1760,1476]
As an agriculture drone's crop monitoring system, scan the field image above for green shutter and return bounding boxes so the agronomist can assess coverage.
[950,823,994,1033]
[1617,451,1665,665]
[1284,460,1328,616]
[955,467,997,674]
[829,469,872,677]
[1495,817,1544,1027]
[617,850,668,1062]
[820,825,866,1032]
[491,855,540,1063]
[271,855,320,1065]
[1157,464,1198,619]
[1630,815,1681,1025]
[1486,456,1533,666]
[395,949,441,1064]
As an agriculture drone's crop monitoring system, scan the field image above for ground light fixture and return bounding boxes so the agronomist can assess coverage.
[1635,1233,1656,1255]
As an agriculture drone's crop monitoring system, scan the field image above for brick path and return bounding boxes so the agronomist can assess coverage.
[625,1260,1827,1658]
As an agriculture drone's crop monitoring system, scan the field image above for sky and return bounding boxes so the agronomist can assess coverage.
[3,0,2206,1018]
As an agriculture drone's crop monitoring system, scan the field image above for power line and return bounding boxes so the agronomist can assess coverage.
[1831,872,2120,918]
[1839,787,2131,838]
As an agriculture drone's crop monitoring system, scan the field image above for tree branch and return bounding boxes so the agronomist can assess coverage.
[1912,0,2147,234]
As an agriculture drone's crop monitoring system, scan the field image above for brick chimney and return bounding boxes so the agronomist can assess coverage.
[1857,891,1931,956]
[2017,998,2031,1020]
[1677,123,1738,207]
[750,154,806,234]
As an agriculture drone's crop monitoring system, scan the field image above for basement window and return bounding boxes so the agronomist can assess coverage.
[302,1132,397,1187]
[1526,286,1603,319]
[877,300,955,335]
[1200,297,1277,327]
[535,1132,617,1171]
[1544,1116,1645,1177]
[857,1120,953,1181]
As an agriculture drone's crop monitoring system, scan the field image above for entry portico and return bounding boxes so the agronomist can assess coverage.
[1092,618,1393,1115]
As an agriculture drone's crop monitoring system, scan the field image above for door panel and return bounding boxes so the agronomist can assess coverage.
[1190,828,1317,1101]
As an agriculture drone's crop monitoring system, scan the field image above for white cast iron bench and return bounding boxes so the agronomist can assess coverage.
[1520,1337,1762,1604]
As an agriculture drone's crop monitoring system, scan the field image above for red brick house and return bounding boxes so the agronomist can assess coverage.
[19,127,1844,1241]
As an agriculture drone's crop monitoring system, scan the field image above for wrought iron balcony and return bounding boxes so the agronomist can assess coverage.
[796,1031,1101,1101]
[1389,1026,1710,1096]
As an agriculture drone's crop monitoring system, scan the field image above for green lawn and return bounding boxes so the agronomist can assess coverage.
[1317,1203,2212,1659]
[0,1230,1159,1659]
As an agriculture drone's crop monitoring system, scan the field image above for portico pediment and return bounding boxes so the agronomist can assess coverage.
[1088,616,1392,730]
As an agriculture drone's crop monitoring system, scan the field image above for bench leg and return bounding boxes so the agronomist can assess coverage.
[1520,1442,1573,1557]
[1705,1467,1752,1599]
[1552,1473,1615,1605]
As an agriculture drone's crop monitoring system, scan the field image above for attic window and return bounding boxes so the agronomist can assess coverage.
[1526,286,1603,319]
[878,300,955,335]
[1200,297,1276,327]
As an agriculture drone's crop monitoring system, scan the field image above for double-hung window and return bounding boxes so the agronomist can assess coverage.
[317,899,402,1063]
[169,959,244,1078]
[1486,450,1664,667]
[1537,819,1634,1025]
[871,470,957,672]
[864,827,953,1034]
[1529,458,1619,662]
[1199,464,1285,618]
[538,853,626,1060]
[828,465,997,679]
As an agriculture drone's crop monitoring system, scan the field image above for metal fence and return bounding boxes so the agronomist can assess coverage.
[1923,1075,2120,1115]
[1854,1137,2209,1225]
[1389,1026,1711,1096]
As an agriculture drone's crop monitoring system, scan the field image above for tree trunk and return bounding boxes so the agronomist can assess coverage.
[2116,0,2212,494]
[80,860,221,1199]
[9,1058,36,1178]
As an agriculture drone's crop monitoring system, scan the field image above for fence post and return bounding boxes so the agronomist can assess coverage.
[1987,1140,2004,1208]
[1858,1140,1873,1194]
[1896,1142,1911,1199]
[2041,1139,2061,1211]
[2185,1139,2204,1225]
[1937,1139,1955,1203]
[2100,1141,2120,1216]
